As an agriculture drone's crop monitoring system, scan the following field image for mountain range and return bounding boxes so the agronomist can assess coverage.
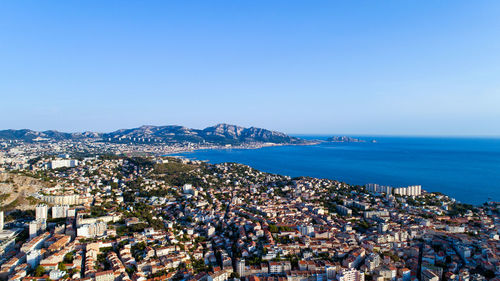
[0,124,308,145]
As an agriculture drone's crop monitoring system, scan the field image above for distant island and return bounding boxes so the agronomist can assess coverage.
[327,136,375,143]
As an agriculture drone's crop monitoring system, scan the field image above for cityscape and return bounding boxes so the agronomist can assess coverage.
[0,137,498,281]
[1,1,499,281]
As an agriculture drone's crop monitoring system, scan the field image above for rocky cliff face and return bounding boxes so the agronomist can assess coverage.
[200,124,300,144]
[103,123,306,145]
[0,173,44,211]
[202,124,245,139]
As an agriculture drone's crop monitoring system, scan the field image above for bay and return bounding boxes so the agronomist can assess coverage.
[171,136,500,205]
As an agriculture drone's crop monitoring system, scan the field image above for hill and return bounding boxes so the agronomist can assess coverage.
[0,124,308,145]
[0,173,44,212]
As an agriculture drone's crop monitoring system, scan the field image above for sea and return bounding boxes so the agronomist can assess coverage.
[170,136,500,205]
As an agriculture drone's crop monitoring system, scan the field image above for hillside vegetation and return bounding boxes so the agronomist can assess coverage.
[0,172,44,211]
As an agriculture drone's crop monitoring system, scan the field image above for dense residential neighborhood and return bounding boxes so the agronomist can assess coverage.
[0,139,498,281]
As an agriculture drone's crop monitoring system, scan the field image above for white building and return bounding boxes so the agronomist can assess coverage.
[367,183,422,197]
[42,194,86,205]
[237,259,246,277]
[446,225,466,233]
[29,219,46,238]
[269,261,291,274]
[183,184,196,195]
[27,249,42,269]
[207,225,216,237]
[52,205,70,219]
[49,269,66,280]
[77,222,107,238]
[365,253,381,271]
[48,159,79,169]
[366,184,392,194]
[208,269,230,281]
[336,268,365,281]
[326,265,337,280]
[67,209,76,217]
[393,185,422,196]
[36,204,48,220]
[364,211,390,220]
[298,225,315,236]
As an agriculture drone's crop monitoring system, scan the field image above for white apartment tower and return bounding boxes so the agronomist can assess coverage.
[29,219,47,238]
[36,204,48,220]
[52,205,70,219]
[367,183,421,197]
[237,259,246,277]
[27,249,42,269]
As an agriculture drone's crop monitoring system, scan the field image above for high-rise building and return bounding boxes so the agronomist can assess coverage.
[393,185,422,196]
[52,205,70,219]
[27,249,42,269]
[326,265,337,280]
[29,219,47,238]
[365,253,381,271]
[366,184,392,194]
[35,204,48,221]
[368,183,421,197]
[237,259,246,277]
[298,225,315,236]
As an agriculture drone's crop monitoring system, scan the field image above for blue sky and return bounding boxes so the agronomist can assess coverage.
[1,1,500,135]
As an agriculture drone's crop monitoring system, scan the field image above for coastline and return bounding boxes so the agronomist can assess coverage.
[166,137,500,205]
[160,140,321,155]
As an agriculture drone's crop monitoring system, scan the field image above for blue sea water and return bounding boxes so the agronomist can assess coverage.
[171,137,500,205]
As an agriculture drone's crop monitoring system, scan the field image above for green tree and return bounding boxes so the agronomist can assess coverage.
[269,224,279,233]
[58,262,67,271]
[34,266,46,277]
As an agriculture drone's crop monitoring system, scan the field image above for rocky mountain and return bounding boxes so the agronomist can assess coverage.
[102,124,306,145]
[201,124,303,144]
[0,129,73,141]
[0,124,307,145]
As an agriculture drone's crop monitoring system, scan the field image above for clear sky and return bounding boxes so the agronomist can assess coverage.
[1,1,500,136]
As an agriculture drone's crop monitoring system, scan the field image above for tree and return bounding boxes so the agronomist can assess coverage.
[58,262,67,271]
[269,224,279,233]
[34,265,46,277]
[63,252,74,263]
